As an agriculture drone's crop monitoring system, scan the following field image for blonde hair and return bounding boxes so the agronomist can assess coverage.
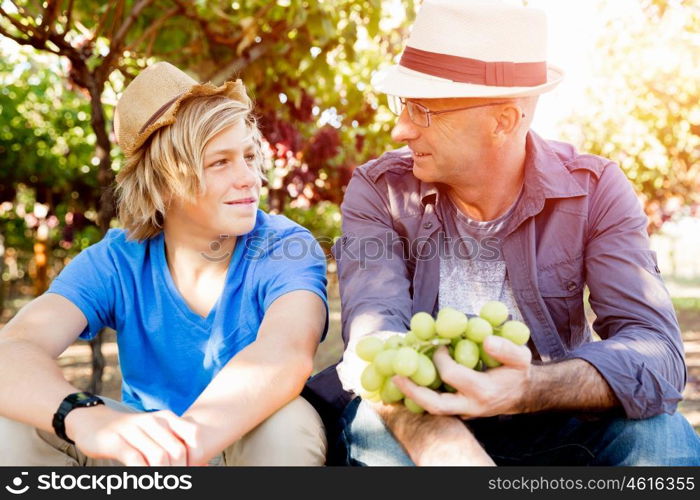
[115,95,264,241]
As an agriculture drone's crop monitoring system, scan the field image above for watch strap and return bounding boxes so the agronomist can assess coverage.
[52,392,105,444]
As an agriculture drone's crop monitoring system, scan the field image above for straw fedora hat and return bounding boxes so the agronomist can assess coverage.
[114,62,251,157]
[372,0,564,99]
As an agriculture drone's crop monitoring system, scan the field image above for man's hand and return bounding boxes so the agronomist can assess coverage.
[393,335,532,419]
[65,405,203,466]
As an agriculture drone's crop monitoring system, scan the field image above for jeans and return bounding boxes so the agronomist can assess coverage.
[338,397,700,466]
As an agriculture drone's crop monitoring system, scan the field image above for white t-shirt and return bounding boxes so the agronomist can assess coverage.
[437,191,524,321]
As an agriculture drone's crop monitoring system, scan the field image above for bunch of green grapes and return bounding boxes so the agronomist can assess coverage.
[355,300,530,414]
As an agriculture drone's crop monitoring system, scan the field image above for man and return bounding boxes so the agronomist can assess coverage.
[331,0,700,465]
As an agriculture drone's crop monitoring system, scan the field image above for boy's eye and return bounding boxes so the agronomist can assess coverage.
[206,153,255,168]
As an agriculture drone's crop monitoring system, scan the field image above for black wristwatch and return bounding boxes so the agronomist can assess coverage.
[52,392,105,444]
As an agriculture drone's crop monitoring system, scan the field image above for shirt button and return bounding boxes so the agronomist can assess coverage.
[423,221,433,229]
[566,281,577,292]
[654,265,660,273]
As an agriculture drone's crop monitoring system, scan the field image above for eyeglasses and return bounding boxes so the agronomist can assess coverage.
[387,95,523,128]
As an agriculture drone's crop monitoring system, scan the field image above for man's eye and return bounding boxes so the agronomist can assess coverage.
[244,154,256,163]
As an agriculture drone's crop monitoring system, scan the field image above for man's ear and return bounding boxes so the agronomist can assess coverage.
[492,103,524,143]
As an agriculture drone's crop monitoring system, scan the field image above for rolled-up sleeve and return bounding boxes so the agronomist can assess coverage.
[333,166,413,392]
[333,167,414,344]
[571,162,686,419]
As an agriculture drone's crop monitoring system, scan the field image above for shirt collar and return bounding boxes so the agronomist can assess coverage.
[524,130,587,200]
[419,129,586,208]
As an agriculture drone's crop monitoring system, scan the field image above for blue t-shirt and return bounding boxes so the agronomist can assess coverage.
[48,210,328,415]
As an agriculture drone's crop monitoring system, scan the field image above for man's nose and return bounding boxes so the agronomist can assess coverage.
[391,108,420,143]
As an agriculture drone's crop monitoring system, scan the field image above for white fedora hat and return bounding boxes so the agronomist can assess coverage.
[372,0,564,98]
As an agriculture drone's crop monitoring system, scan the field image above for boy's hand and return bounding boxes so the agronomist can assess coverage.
[65,405,202,466]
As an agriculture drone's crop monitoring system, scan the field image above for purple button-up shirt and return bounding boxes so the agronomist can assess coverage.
[332,131,685,420]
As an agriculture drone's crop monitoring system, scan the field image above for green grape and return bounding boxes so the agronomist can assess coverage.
[499,320,531,346]
[465,316,493,343]
[384,335,403,350]
[404,398,425,414]
[428,371,443,390]
[393,347,420,376]
[380,378,404,404]
[410,312,436,340]
[410,353,437,386]
[479,301,509,327]
[454,339,479,369]
[444,383,458,393]
[436,307,454,319]
[360,364,384,392]
[361,390,381,403]
[356,336,385,362]
[479,344,502,368]
[404,330,419,346]
[435,307,468,339]
[374,349,398,376]
[423,348,435,362]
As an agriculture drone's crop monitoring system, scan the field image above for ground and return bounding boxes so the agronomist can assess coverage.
[675,310,700,428]
[48,276,700,433]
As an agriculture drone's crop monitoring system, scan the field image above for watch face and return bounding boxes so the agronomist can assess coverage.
[70,392,102,406]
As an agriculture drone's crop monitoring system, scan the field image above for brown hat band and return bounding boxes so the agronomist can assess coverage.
[400,46,547,87]
[137,94,183,134]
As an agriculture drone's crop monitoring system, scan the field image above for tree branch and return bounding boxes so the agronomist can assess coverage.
[0,23,27,45]
[207,41,270,84]
[47,31,80,58]
[144,28,156,59]
[108,0,125,42]
[0,23,60,53]
[38,0,62,42]
[92,1,112,41]
[0,5,36,38]
[111,0,154,51]
[172,0,243,47]
[97,0,156,82]
[8,0,37,23]
[64,0,75,35]
[124,4,180,53]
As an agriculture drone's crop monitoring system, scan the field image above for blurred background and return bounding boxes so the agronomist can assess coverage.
[1,0,698,431]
